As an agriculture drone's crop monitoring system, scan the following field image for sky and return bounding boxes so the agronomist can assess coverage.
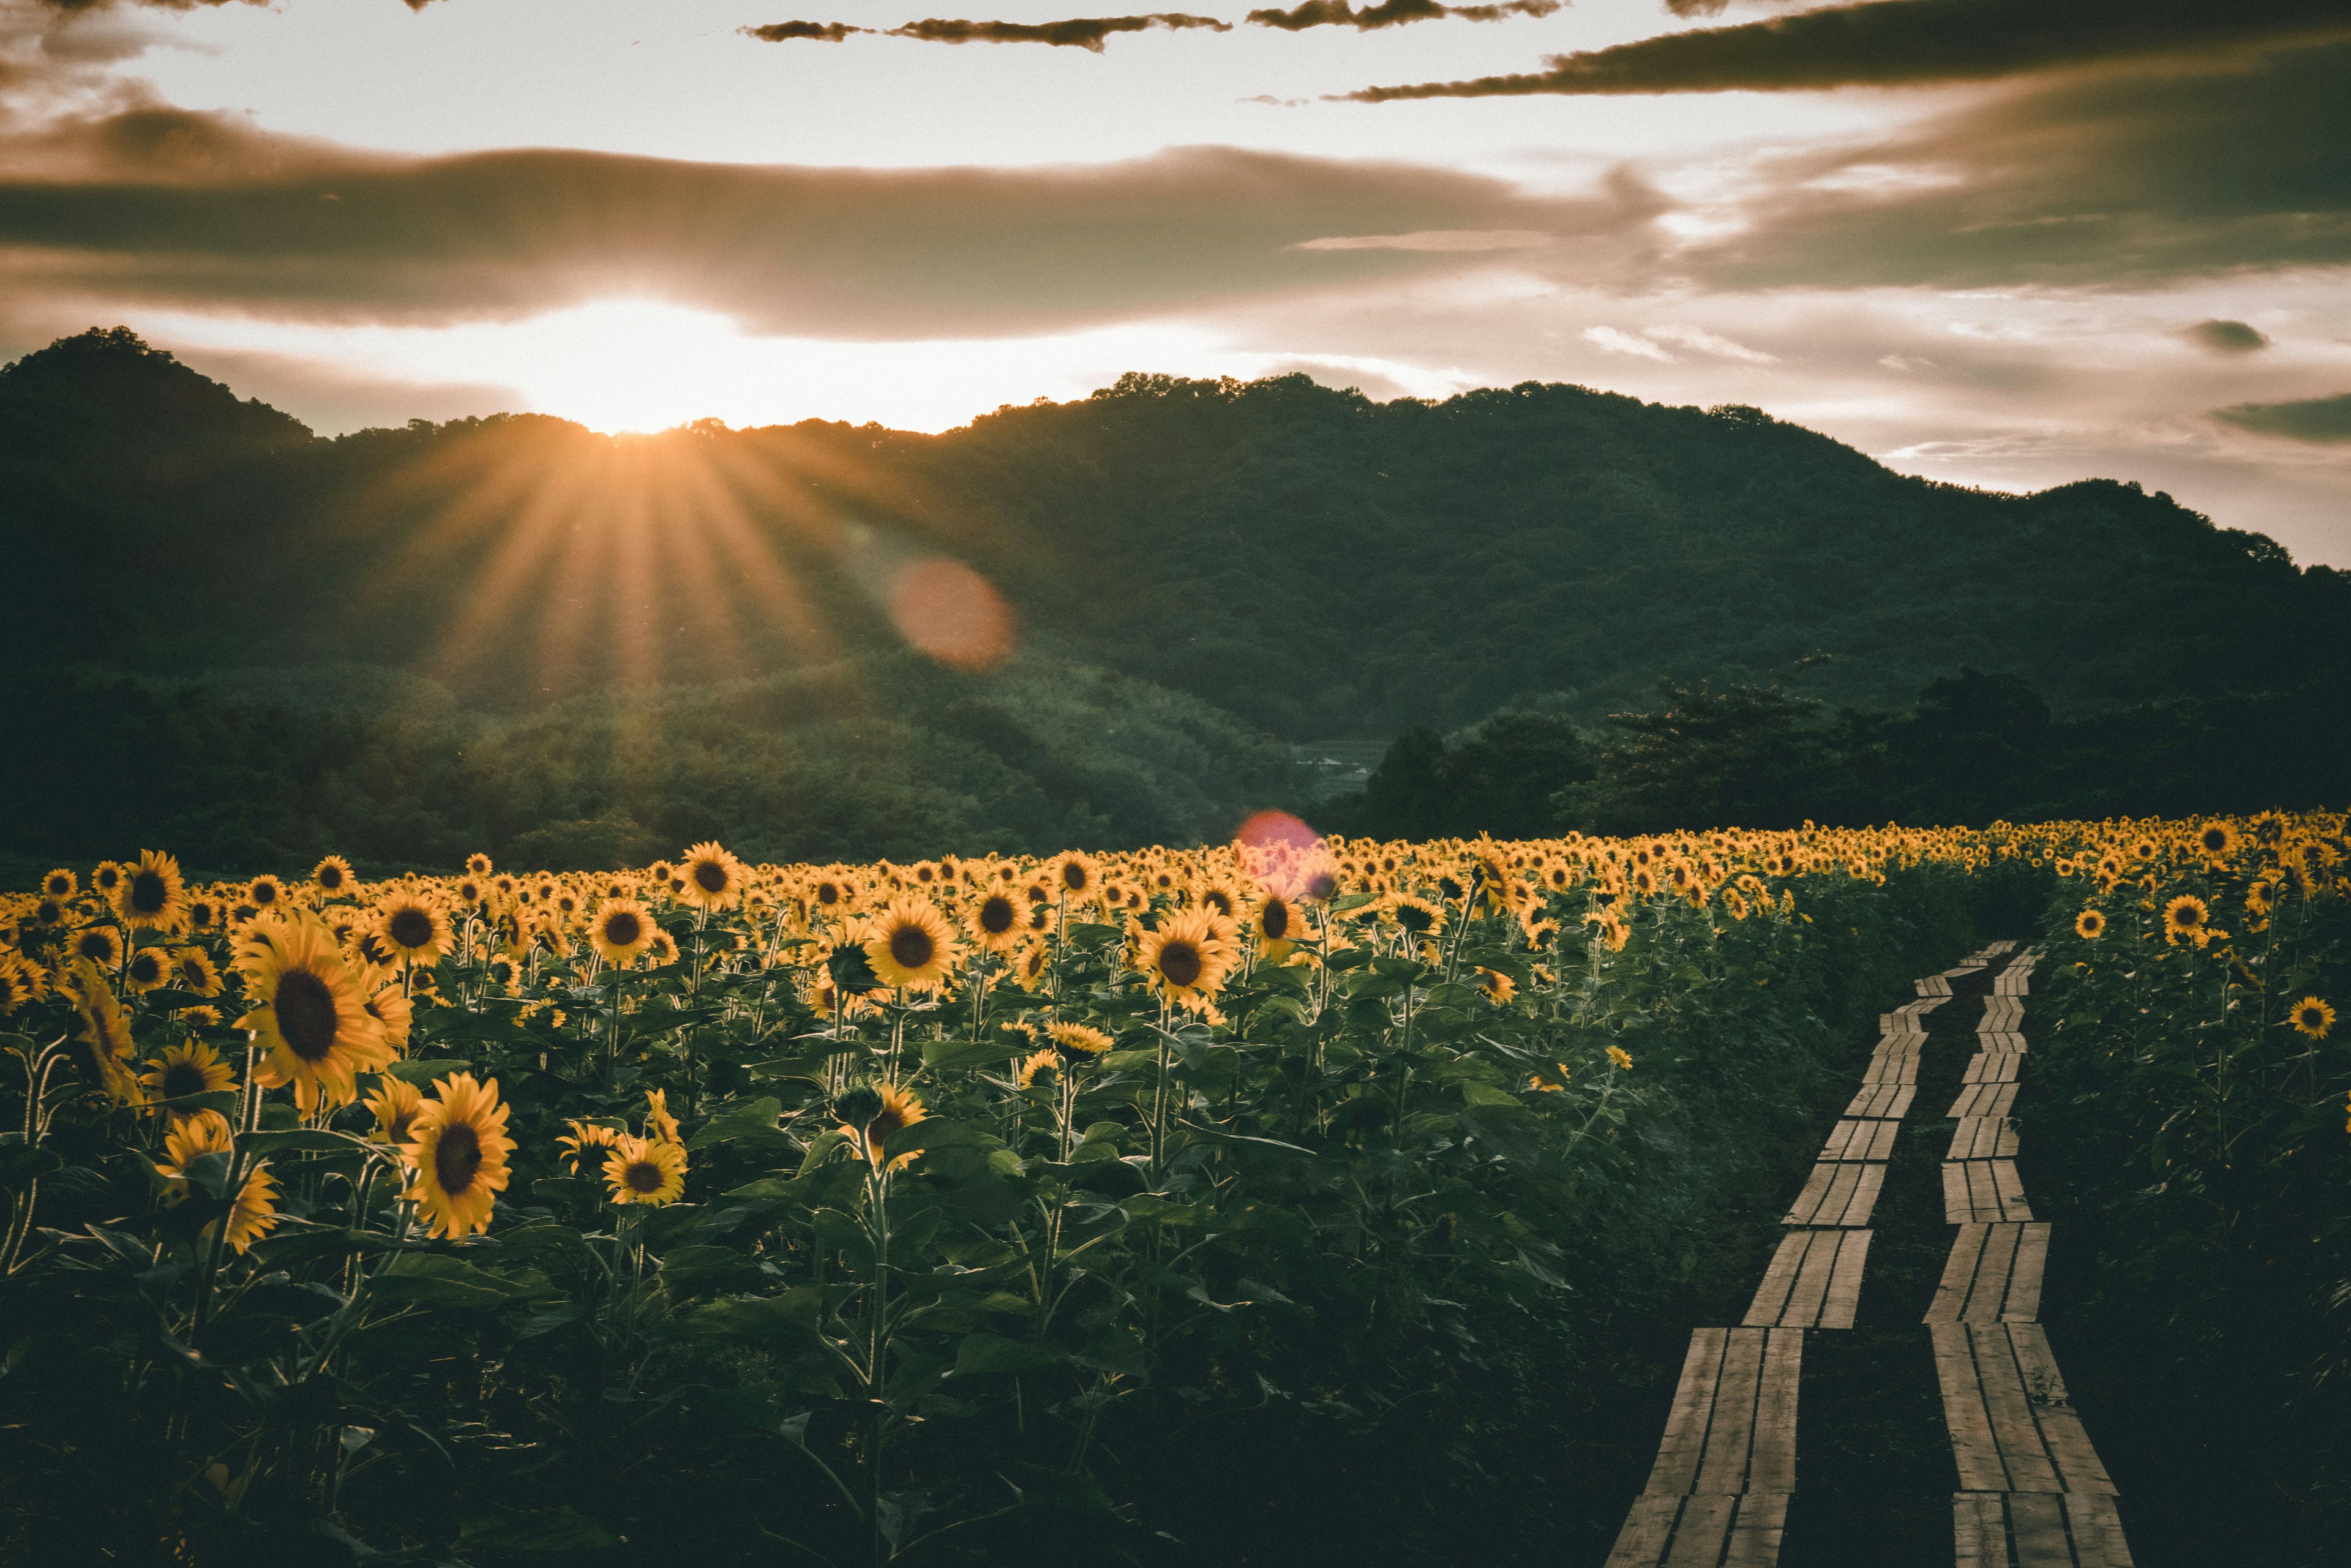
[3,0,2349,564]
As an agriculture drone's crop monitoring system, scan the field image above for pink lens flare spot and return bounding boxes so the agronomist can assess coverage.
[888,558,1014,672]
[1234,810,1320,857]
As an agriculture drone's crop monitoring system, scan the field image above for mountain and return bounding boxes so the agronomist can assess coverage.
[2,328,2345,867]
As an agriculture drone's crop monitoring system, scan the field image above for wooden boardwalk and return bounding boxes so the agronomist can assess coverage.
[1603,941,2138,1568]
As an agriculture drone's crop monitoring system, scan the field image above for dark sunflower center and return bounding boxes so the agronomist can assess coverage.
[78,931,114,961]
[274,969,341,1062]
[979,897,1016,934]
[890,924,936,970]
[252,883,277,904]
[1398,906,1433,934]
[130,871,169,914]
[1062,864,1087,891]
[434,1120,484,1195]
[604,912,643,947]
[1157,939,1203,988]
[817,883,839,904]
[1261,900,1291,940]
[181,958,207,986]
[162,1060,209,1098]
[130,954,165,984]
[625,1158,665,1193]
[694,860,728,893]
[388,908,434,950]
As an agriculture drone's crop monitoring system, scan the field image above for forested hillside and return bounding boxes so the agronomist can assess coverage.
[4,328,2344,869]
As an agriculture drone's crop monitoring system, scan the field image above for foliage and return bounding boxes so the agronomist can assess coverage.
[0,819,2001,1564]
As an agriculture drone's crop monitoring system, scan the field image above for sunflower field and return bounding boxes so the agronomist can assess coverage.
[1,814,2341,1566]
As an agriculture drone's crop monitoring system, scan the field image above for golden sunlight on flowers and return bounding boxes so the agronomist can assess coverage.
[403,1073,514,1240]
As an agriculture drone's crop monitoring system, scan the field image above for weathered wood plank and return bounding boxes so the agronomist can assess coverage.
[1952,1492,2008,1568]
[2008,1491,2074,1566]
[1605,1494,1684,1568]
[1965,1052,2025,1084]
[1744,1234,1809,1327]
[1864,1053,1922,1086]
[1927,1223,1990,1324]
[1693,1328,1766,1493]
[2008,1324,2117,1495]
[1932,1323,2008,1491]
[1992,1160,2034,1221]
[1978,1030,2030,1052]
[1968,1224,2024,1323]
[2003,1223,2050,1322]
[1835,1164,1885,1226]
[1950,1116,2022,1160]
[2065,1493,2137,1567]
[1782,1231,1839,1326]
[1820,1229,1871,1329]
[1746,1329,1801,1493]
[1919,975,1953,997]
[1646,1329,1727,1494]
[1826,1119,1900,1161]
[1662,1495,1736,1568]
[1783,1164,1836,1226]
[1948,1081,2019,1119]
[1844,1082,1917,1119]
[1721,1493,1790,1568]
[1971,1325,2063,1491]
[1942,1161,1968,1224]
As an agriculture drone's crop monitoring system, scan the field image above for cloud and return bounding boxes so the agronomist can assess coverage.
[1660,39,2351,290]
[2211,392,2351,443]
[2183,319,2270,353]
[1645,323,1775,362]
[743,20,874,40]
[1247,0,1559,32]
[0,116,1657,337]
[1339,0,2351,102]
[1292,228,1552,250]
[1583,324,1674,360]
[880,13,1230,48]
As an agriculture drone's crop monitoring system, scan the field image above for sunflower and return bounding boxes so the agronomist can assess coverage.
[140,1040,236,1107]
[557,1119,624,1174]
[363,979,414,1054]
[92,860,123,896]
[678,841,746,912]
[646,929,680,967]
[1387,895,1443,940]
[364,1076,426,1150]
[114,849,186,931]
[403,1073,514,1240]
[124,945,172,994]
[839,1082,927,1169]
[967,890,1024,953]
[67,961,142,1105]
[1473,966,1517,1005]
[1048,1021,1115,1061]
[313,855,356,895]
[1132,908,1236,1013]
[72,923,124,969]
[239,915,392,1113]
[174,947,223,997]
[246,874,283,910]
[2074,908,2107,940]
[374,895,453,967]
[589,897,656,967]
[864,898,959,992]
[0,953,48,1016]
[2195,820,2238,860]
[1250,893,1303,948]
[604,1135,688,1206]
[2289,996,2336,1040]
[1014,1048,1059,1089]
[1051,852,1100,900]
[1530,1064,1570,1092]
[1014,942,1050,989]
[466,852,494,879]
[2246,880,2276,915]
[2162,895,2211,940]
[644,1086,681,1145]
[155,1111,280,1255]
[1607,1046,1635,1071]
[40,868,77,900]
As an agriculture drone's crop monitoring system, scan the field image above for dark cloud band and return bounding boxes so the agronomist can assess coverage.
[2213,394,2351,444]
[1340,0,2351,102]
[1246,0,1559,32]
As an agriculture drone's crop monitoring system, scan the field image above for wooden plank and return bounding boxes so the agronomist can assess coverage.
[1693,1328,1766,1493]
[1943,1162,1969,1223]
[1927,1223,1990,1324]
[1826,1119,1900,1161]
[1978,1030,2030,1052]
[1965,1052,2025,1084]
[1783,1231,1839,1326]
[1744,1233,1809,1327]
[1952,1492,2008,1568]
[1932,1323,2009,1491]
[1824,1166,1881,1222]
[1865,1054,1921,1086]
[1605,1494,1684,1568]
[1721,1493,1789,1568]
[2008,1324,2117,1495]
[1968,1224,2024,1324]
[1951,1117,2022,1160]
[1646,1329,1727,1494]
[1745,1329,1801,1493]
[1981,998,2025,1027]
[1992,1160,2035,1221]
[1783,1164,1836,1226]
[1662,1495,1736,1568]
[1971,1326,2063,1492]
[1845,1082,1917,1119]
[1918,975,1952,997]
[2003,1223,2051,1322]
[2008,1492,2073,1566]
[1820,1229,1871,1329]
[1949,1082,2020,1119]
[1968,1160,2001,1220]
[2064,1493,2137,1568]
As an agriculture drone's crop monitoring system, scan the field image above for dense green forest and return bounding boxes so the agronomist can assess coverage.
[4,327,2345,869]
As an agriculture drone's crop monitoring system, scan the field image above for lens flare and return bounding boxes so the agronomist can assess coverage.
[887,557,1014,672]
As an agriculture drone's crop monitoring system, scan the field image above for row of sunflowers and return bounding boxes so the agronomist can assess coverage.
[0,812,2338,1563]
